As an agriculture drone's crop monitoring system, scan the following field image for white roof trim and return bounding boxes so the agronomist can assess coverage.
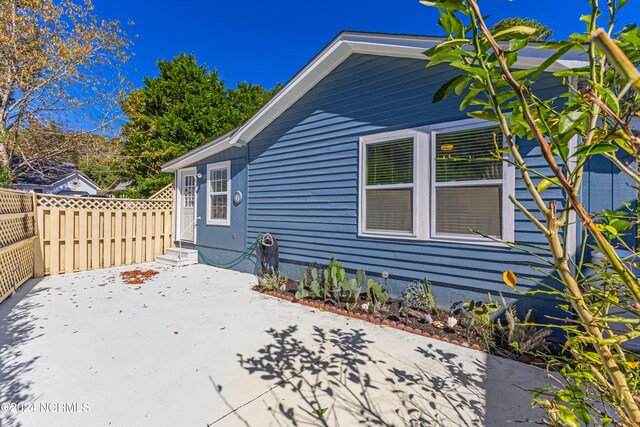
[43,172,101,190]
[162,134,232,172]
[24,172,100,190]
[162,31,589,172]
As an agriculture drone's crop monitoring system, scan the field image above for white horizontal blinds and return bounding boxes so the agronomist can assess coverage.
[435,186,502,237]
[365,137,414,233]
[366,189,413,232]
[434,127,503,238]
[208,166,228,221]
[366,138,414,185]
[435,127,502,182]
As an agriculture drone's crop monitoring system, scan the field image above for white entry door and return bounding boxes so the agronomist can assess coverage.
[179,170,196,242]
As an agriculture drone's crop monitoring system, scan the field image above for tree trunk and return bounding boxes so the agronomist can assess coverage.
[1,142,9,169]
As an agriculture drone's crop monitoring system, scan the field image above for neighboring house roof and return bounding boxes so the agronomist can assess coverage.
[104,179,133,192]
[162,30,589,172]
[12,158,100,190]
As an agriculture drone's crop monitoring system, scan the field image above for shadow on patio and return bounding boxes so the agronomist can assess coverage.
[0,279,45,427]
[210,325,544,426]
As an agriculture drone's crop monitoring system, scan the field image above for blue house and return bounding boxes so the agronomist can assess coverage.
[161,32,636,311]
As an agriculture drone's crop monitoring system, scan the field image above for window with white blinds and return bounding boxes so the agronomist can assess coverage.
[433,126,504,239]
[206,161,231,226]
[358,120,512,243]
[362,135,415,235]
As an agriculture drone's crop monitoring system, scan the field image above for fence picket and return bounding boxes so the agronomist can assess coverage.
[104,212,112,268]
[134,212,143,263]
[114,212,123,266]
[143,212,151,262]
[78,210,88,271]
[65,210,74,273]
[49,209,60,275]
[125,211,133,265]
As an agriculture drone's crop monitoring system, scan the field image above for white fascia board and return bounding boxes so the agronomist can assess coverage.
[161,135,232,172]
[347,35,588,70]
[227,33,588,147]
[229,41,353,146]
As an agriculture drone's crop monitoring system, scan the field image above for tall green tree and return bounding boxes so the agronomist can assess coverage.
[120,53,278,197]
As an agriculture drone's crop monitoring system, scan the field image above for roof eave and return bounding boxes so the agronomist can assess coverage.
[227,33,588,147]
[161,134,233,172]
[161,31,589,171]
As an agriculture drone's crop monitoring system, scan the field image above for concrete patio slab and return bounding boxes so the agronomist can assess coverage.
[0,263,549,426]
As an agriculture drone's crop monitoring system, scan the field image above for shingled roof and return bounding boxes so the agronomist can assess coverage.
[12,157,95,187]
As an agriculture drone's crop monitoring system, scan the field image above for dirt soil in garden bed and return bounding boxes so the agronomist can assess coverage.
[253,279,490,352]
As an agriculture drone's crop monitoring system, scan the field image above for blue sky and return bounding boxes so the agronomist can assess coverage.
[96,0,640,91]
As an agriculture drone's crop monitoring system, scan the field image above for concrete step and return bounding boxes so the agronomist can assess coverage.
[165,247,199,263]
[156,253,198,267]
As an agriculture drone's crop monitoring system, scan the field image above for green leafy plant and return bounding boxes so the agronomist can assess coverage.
[295,272,310,300]
[323,260,347,299]
[0,165,13,188]
[120,54,279,197]
[366,279,389,305]
[308,267,323,299]
[356,268,366,289]
[341,278,362,311]
[463,294,501,326]
[403,277,437,314]
[258,267,280,292]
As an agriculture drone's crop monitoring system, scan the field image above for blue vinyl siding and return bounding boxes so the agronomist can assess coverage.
[188,146,250,263]
[186,53,636,311]
[243,53,564,305]
[582,152,637,251]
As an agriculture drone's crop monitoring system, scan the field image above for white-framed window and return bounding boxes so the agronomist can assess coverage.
[206,161,231,226]
[358,119,514,244]
[358,129,421,238]
[430,125,511,242]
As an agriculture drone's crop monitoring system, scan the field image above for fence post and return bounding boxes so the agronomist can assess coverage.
[32,192,44,278]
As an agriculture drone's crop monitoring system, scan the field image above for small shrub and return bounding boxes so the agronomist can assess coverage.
[258,268,280,291]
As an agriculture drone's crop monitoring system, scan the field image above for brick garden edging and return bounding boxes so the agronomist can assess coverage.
[258,289,483,352]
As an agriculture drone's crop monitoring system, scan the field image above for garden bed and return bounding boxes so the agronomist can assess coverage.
[253,259,558,367]
[253,283,488,351]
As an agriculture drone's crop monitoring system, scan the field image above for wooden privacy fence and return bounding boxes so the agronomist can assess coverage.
[0,188,38,304]
[35,194,174,275]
